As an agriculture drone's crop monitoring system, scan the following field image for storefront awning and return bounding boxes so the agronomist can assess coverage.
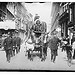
[0,20,15,30]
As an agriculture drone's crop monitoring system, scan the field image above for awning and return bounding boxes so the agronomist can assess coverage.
[0,20,15,30]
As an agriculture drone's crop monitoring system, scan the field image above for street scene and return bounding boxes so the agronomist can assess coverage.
[0,2,75,71]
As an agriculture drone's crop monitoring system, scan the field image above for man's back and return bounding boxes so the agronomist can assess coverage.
[49,36,60,50]
[16,37,21,46]
[71,37,75,45]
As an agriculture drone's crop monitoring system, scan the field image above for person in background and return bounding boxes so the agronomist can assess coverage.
[64,36,72,66]
[0,32,3,48]
[15,31,21,54]
[12,32,16,56]
[71,34,75,59]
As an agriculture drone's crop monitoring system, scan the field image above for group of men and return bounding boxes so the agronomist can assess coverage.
[3,32,21,63]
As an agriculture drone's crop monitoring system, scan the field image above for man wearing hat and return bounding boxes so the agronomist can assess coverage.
[34,14,40,21]
[3,32,12,63]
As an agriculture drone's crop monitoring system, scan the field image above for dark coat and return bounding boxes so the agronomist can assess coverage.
[71,37,75,45]
[12,37,16,46]
[49,36,60,50]
[16,37,21,46]
[3,37,12,50]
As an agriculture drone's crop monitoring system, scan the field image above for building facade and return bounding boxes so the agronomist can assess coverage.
[50,2,60,36]
[0,2,14,21]
[7,2,33,31]
[58,2,75,44]
[59,3,70,39]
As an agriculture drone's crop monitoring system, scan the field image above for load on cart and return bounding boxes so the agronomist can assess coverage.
[25,15,47,61]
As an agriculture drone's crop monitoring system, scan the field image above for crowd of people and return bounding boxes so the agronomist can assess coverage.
[52,34,75,66]
[24,14,75,66]
[1,14,75,67]
[3,32,21,63]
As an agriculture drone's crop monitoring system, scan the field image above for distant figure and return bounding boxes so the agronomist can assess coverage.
[0,33,3,48]
[71,34,75,59]
[16,36,21,54]
[71,34,75,44]
[65,36,72,64]
[12,33,17,56]
[49,34,61,63]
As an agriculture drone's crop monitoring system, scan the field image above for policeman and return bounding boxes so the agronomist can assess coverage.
[3,32,12,63]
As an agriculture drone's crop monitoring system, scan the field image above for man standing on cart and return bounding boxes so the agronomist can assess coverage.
[25,14,47,61]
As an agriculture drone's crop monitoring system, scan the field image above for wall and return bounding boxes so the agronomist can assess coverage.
[50,2,60,34]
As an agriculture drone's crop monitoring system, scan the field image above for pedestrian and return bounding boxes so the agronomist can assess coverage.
[3,32,12,63]
[48,33,61,63]
[16,36,21,54]
[43,41,49,60]
[12,33,16,56]
[71,34,75,59]
[63,36,72,66]
[0,33,3,48]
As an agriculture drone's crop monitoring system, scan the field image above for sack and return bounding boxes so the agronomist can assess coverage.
[26,42,34,50]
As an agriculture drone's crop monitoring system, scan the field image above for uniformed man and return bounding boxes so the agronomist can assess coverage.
[3,32,12,63]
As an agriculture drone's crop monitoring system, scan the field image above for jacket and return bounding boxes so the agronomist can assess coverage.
[49,36,60,50]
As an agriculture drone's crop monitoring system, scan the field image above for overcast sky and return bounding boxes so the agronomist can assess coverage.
[24,2,52,32]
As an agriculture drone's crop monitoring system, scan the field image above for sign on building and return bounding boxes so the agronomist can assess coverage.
[15,18,21,30]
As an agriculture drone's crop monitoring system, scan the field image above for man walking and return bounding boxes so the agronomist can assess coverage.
[49,33,61,63]
[3,32,12,63]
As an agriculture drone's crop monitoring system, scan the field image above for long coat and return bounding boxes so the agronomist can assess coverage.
[16,37,21,46]
[12,37,16,46]
[48,36,60,50]
[3,37,12,50]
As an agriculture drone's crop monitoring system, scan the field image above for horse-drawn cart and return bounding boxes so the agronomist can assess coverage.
[25,20,47,61]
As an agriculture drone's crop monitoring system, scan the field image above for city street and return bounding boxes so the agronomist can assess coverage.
[0,42,75,70]
[0,2,75,71]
